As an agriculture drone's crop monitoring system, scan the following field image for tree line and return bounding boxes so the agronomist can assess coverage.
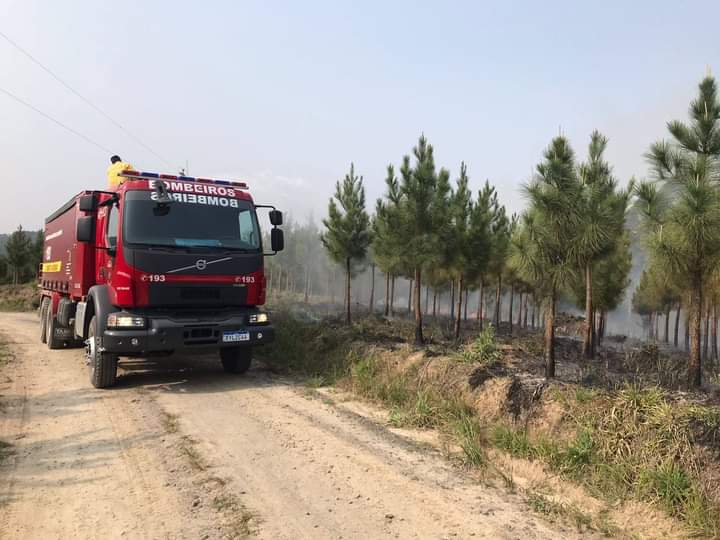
[319,74,720,388]
[0,226,43,285]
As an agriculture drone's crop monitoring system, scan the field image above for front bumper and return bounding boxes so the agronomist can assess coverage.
[102,311,274,355]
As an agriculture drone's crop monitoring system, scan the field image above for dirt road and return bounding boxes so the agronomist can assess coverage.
[0,312,582,539]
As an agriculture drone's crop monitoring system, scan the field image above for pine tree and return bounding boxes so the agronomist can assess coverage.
[635,75,720,387]
[395,135,450,345]
[31,230,45,278]
[373,165,404,317]
[321,164,371,324]
[449,163,472,338]
[5,226,32,285]
[575,131,632,358]
[513,136,581,378]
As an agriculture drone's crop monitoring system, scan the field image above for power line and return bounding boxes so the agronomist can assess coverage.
[0,29,172,166]
[0,85,114,154]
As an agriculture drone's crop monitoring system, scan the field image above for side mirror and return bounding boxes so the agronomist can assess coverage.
[269,210,283,226]
[79,194,96,212]
[271,228,284,252]
[76,216,94,243]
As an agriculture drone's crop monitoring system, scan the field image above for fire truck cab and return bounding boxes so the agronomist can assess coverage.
[39,171,284,388]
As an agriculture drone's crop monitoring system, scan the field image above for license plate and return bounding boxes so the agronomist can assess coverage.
[222,331,250,343]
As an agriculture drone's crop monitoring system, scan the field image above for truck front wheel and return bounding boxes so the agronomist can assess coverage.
[86,316,118,388]
[220,347,252,374]
[39,297,49,343]
[45,303,64,350]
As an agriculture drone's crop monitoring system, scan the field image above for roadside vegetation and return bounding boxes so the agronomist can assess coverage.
[259,307,720,537]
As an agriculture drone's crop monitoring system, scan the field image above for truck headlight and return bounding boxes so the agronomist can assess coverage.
[249,313,269,324]
[107,313,146,329]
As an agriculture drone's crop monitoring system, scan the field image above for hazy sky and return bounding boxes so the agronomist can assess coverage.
[1,1,719,232]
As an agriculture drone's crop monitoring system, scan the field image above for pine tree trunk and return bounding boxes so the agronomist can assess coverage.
[583,263,594,359]
[712,304,718,365]
[425,286,430,316]
[597,310,606,345]
[688,277,702,388]
[345,258,351,325]
[523,294,529,328]
[432,290,437,318]
[369,264,375,314]
[384,273,390,317]
[478,281,485,330]
[545,289,556,379]
[477,282,483,320]
[390,275,395,316]
[703,303,710,361]
[509,283,515,335]
[330,268,336,306]
[454,275,464,339]
[664,306,670,343]
[414,268,423,345]
[450,280,456,321]
[674,303,681,348]
[464,289,469,321]
[531,297,536,329]
[407,279,413,314]
[304,266,310,304]
[516,292,523,328]
[494,274,502,329]
[685,312,690,352]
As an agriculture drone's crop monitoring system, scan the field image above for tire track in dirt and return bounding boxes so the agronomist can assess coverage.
[0,311,588,539]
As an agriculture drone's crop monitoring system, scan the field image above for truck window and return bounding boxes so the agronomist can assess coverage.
[107,205,119,248]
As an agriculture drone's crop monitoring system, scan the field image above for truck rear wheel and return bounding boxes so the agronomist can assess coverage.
[45,303,64,350]
[86,316,118,388]
[220,347,252,374]
[39,297,49,344]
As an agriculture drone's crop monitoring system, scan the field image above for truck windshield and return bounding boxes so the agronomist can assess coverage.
[123,191,261,251]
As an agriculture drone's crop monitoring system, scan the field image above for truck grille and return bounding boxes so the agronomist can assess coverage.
[149,284,246,307]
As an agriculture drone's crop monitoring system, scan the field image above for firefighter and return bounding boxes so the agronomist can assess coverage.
[106,155,134,188]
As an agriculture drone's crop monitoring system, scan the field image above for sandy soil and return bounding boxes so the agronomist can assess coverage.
[0,311,585,539]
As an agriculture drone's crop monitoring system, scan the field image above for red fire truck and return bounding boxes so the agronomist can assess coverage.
[38,171,284,388]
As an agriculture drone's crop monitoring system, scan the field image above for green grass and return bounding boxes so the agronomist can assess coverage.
[456,326,502,366]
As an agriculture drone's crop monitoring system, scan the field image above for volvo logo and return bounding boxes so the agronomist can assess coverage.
[167,257,232,274]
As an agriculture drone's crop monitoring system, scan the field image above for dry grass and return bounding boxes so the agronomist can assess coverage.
[260,310,720,537]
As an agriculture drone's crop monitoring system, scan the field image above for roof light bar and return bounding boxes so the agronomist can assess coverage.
[119,170,248,189]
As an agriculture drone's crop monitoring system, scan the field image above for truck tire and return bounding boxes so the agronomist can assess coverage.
[86,315,118,388]
[220,347,252,374]
[45,303,64,350]
[39,297,49,344]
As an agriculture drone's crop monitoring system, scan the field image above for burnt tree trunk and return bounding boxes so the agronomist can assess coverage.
[384,273,390,317]
[522,294,529,328]
[369,264,375,314]
[688,276,702,388]
[390,275,395,316]
[478,281,485,330]
[494,274,502,329]
[464,289,469,321]
[582,263,594,359]
[454,275,464,339]
[509,283,515,335]
[345,258,351,325]
[432,289,438,318]
[703,303,710,361]
[712,304,718,365]
[450,280,456,321]
[414,268,423,345]
[674,303,681,348]
[407,279,413,314]
[544,289,556,379]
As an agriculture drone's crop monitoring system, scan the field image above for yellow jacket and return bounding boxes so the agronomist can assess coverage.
[107,161,134,188]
